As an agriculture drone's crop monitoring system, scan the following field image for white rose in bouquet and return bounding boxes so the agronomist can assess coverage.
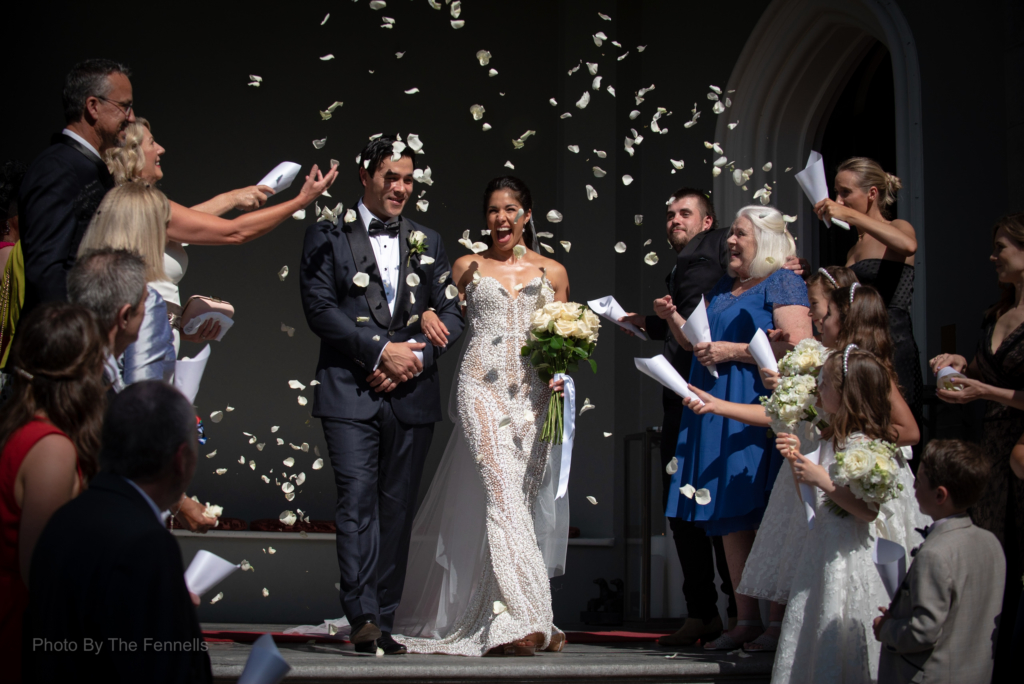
[760,373,819,431]
[779,338,828,377]
[553,318,577,338]
[828,435,903,510]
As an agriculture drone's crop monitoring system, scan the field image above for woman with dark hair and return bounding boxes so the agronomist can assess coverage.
[0,302,106,680]
[929,212,1024,678]
[814,157,922,424]
[396,176,574,656]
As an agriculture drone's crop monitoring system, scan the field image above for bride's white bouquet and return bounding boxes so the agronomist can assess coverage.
[522,302,600,443]
[828,437,904,512]
[761,338,829,432]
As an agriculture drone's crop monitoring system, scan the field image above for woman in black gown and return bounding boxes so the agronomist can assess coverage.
[814,157,922,418]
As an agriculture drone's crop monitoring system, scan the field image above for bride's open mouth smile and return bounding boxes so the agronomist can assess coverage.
[494,225,513,245]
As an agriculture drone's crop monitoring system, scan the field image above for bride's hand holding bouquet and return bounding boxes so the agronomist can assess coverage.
[521,301,600,443]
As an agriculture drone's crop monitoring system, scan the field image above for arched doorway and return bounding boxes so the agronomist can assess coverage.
[712,0,926,351]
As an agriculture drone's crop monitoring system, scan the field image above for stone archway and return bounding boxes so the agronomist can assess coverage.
[713,0,926,346]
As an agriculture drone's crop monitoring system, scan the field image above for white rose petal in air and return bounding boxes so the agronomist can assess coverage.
[635,215,643,225]
[268,547,277,555]
[540,243,554,253]
[680,484,696,499]
[592,76,602,90]
[493,600,508,615]
[607,86,616,97]
[666,456,679,475]
[312,458,325,471]
[567,145,580,153]
[592,167,606,178]
[586,185,598,201]
[711,167,722,178]
[629,110,640,120]
[504,161,515,170]
[276,438,284,445]
[283,457,296,467]
[548,98,558,106]
[593,31,608,47]
[406,274,421,288]
[536,231,553,238]
[369,0,386,8]
[215,468,227,475]
[579,398,595,415]
[249,460,256,470]
[476,50,491,66]
[603,432,613,438]
[320,54,335,61]
[297,396,308,406]
[407,314,420,326]
[279,510,297,526]
[469,104,486,121]
[668,159,685,171]
[644,252,659,266]
[210,592,224,604]
[480,123,492,131]
[451,20,465,29]
[614,242,627,253]
[712,101,725,114]
[489,69,498,77]
[713,156,729,167]
[694,488,712,505]
[404,88,420,94]
[594,150,607,158]
[444,284,459,300]
[586,496,598,505]
[415,199,429,212]
[288,380,306,391]
[313,138,327,149]
[576,92,591,109]
[262,588,269,598]
[292,209,305,221]
[762,162,773,172]
[622,175,634,186]
[206,450,217,459]
[546,210,563,223]
[341,208,358,224]
[732,169,745,186]
[282,482,295,494]
[783,215,797,223]
[598,12,611,20]
[643,239,652,246]
[512,245,527,261]
[560,241,572,252]
[353,272,370,288]
[451,0,461,18]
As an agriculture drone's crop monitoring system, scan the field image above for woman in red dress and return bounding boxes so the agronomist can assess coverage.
[0,302,106,682]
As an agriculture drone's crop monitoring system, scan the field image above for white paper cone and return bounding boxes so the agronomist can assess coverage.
[873,537,907,600]
[681,296,718,378]
[238,633,292,684]
[800,446,821,530]
[748,328,778,374]
[587,296,648,340]
[257,162,302,193]
[634,355,704,405]
[793,151,851,230]
[173,344,211,406]
[184,549,239,597]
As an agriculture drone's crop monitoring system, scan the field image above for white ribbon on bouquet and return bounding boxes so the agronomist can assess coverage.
[553,372,576,499]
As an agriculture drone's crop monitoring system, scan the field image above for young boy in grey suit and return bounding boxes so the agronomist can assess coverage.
[874,439,1005,684]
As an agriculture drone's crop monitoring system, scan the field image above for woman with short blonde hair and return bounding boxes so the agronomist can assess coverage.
[78,182,175,384]
[732,206,798,280]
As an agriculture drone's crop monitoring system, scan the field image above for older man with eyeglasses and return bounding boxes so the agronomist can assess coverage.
[15,58,135,329]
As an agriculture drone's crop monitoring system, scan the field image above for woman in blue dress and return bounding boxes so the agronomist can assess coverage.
[660,205,812,651]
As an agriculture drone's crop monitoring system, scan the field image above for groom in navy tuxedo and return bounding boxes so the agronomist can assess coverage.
[300,135,463,655]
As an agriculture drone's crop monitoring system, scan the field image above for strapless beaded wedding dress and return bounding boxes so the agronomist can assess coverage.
[395,274,567,656]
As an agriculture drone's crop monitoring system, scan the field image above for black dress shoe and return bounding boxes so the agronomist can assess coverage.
[353,640,378,654]
[378,632,408,655]
[349,614,382,644]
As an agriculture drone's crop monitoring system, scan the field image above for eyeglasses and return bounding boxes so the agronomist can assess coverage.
[98,97,134,117]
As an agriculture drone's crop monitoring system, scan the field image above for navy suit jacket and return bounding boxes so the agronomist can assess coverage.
[645,228,730,408]
[300,207,464,424]
[23,473,212,684]
[18,134,114,322]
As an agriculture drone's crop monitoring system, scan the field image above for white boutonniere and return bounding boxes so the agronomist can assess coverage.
[407,230,428,266]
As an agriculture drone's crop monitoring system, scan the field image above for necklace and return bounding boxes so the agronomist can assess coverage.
[739,275,756,283]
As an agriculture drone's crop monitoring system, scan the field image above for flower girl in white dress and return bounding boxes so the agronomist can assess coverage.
[771,347,927,683]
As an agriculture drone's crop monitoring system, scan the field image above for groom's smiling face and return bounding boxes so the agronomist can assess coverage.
[361,157,415,220]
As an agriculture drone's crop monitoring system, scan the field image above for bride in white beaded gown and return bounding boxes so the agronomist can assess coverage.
[393,177,572,656]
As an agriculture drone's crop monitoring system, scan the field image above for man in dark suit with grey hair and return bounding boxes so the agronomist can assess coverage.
[300,134,463,655]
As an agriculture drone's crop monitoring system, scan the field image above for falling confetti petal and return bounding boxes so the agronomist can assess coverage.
[695,488,712,505]
[292,210,305,221]
[592,75,602,90]
[622,175,634,185]
[763,162,773,172]
[666,457,679,475]
[268,547,276,555]
[469,104,485,121]
[320,54,335,61]
[249,460,256,470]
[504,161,515,169]
[560,112,572,119]
[353,272,370,288]
[210,411,224,423]
[586,496,598,505]
[580,398,595,415]
[713,101,725,114]
[603,432,613,437]
[644,239,652,246]
[567,145,580,153]
[681,484,696,499]
[629,110,641,120]
[614,242,627,253]
[783,215,797,223]
[215,468,227,475]
[238,455,245,464]
[493,600,508,614]
[262,588,269,597]
[593,167,607,178]
[540,243,554,253]
[404,88,420,94]
[313,138,327,149]
[513,245,527,260]
[635,215,643,225]
[283,457,296,467]
[576,92,591,109]
[451,20,465,29]
[598,12,611,20]
[585,185,598,200]
[312,458,324,470]
[279,510,297,526]
[607,86,616,97]
[593,31,608,46]
[488,68,498,77]
[297,396,308,406]
[206,450,217,459]
[594,150,607,158]
[546,210,563,223]
[445,284,459,300]
[644,252,659,265]
[210,592,224,604]
[560,241,572,252]
[406,274,421,288]
[476,50,491,66]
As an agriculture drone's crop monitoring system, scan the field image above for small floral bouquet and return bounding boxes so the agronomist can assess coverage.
[761,338,829,433]
[521,302,601,443]
[827,436,904,515]
[778,338,828,377]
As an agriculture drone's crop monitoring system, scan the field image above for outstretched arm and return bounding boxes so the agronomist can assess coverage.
[191,185,275,216]
[167,164,337,245]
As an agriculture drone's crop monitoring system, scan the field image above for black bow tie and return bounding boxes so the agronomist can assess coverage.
[367,218,400,237]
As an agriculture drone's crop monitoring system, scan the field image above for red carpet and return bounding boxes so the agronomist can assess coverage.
[201,629,670,645]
